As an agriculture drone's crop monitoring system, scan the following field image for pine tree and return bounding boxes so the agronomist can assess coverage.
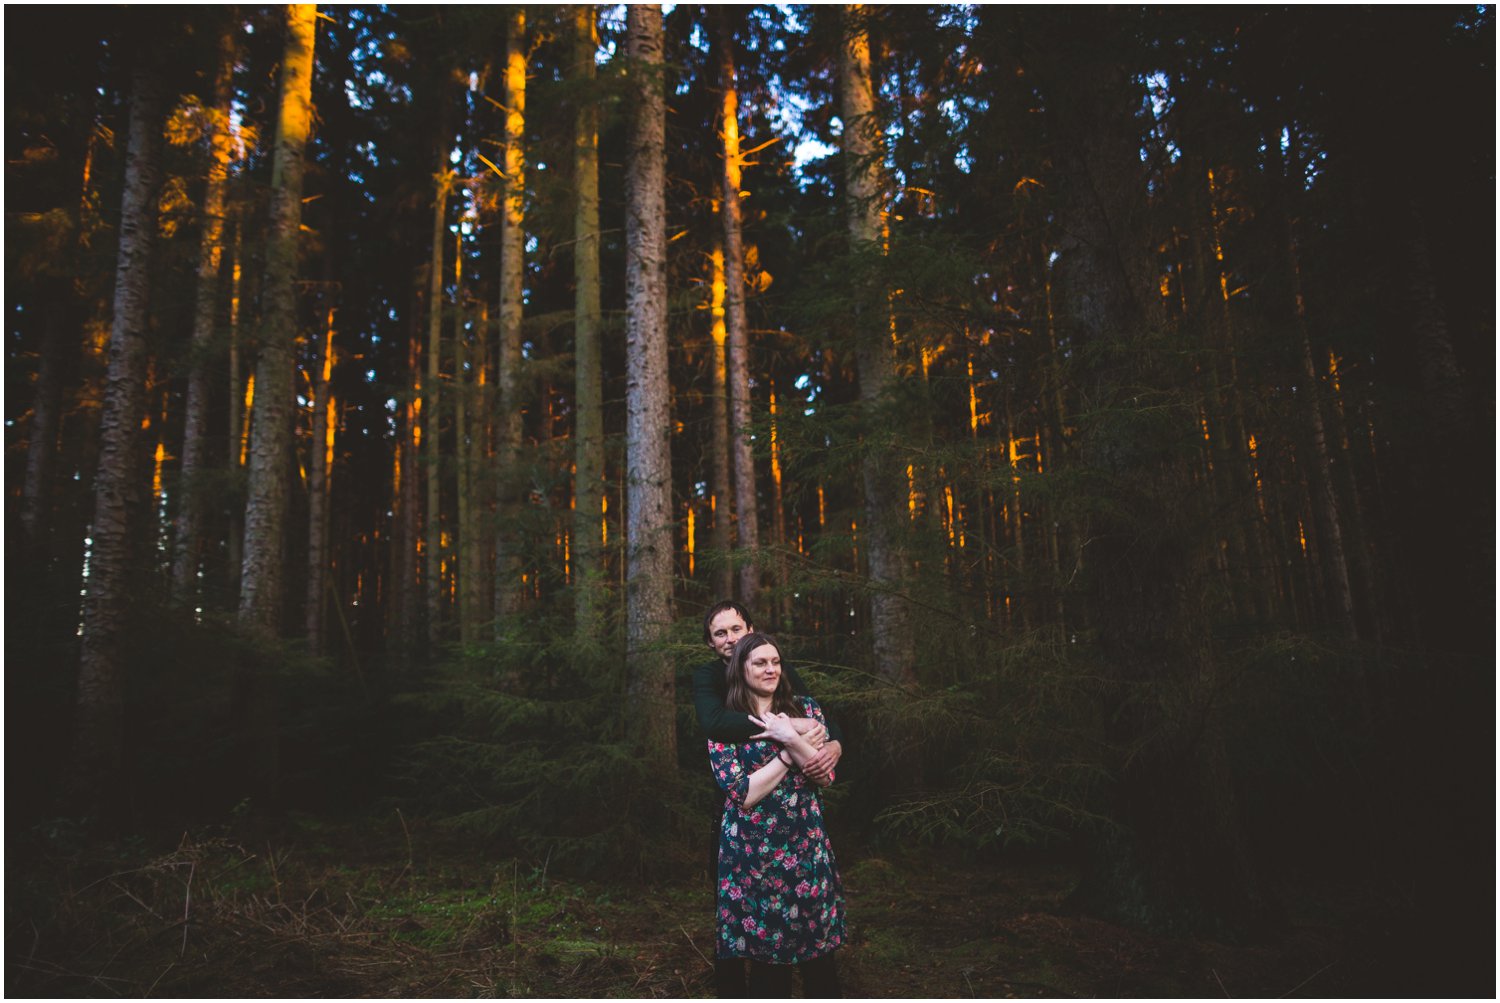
[75,58,165,812]
[238,3,317,637]
[623,3,676,769]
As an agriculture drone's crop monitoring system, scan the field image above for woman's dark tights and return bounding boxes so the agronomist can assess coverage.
[720,954,841,998]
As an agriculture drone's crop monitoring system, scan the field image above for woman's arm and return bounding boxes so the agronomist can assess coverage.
[745,714,823,800]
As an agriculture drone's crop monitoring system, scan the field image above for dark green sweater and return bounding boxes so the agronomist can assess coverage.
[692,659,844,745]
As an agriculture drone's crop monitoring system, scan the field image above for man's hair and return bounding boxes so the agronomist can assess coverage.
[702,599,754,645]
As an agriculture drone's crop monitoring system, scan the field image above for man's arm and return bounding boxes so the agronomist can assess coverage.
[693,660,761,743]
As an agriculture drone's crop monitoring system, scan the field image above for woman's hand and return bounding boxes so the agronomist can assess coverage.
[748,711,800,745]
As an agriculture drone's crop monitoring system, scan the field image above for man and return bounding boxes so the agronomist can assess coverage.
[693,599,843,781]
[693,599,845,996]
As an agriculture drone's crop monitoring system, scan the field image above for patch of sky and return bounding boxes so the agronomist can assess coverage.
[365,369,377,383]
[345,79,373,111]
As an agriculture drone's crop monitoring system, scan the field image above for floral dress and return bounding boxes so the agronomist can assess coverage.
[709,696,846,964]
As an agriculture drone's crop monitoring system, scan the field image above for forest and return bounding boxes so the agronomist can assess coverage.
[5,4,1494,997]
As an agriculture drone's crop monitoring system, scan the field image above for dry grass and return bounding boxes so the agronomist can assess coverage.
[6,814,1414,998]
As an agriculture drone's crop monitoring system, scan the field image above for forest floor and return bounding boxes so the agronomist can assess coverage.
[4,812,1428,998]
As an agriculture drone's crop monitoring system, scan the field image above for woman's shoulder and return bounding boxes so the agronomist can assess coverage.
[796,694,823,717]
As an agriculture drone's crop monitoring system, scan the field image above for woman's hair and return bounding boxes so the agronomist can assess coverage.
[724,633,806,718]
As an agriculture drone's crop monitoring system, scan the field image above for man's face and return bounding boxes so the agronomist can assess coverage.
[707,609,750,661]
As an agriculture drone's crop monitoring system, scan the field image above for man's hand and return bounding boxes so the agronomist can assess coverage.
[801,739,841,787]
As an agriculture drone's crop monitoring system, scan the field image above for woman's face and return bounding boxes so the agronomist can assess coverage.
[742,642,782,700]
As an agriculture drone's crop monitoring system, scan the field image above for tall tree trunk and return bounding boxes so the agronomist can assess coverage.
[571,4,607,650]
[717,10,759,606]
[623,3,676,770]
[306,303,336,652]
[424,165,451,650]
[226,216,246,599]
[239,3,316,638]
[841,5,918,789]
[494,7,528,634]
[708,243,733,599]
[172,17,236,604]
[236,3,316,810]
[393,277,423,666]
[75,62,164,812]
[453,229,476,645]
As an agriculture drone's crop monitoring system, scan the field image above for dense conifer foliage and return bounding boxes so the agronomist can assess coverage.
[5,4,1492,963]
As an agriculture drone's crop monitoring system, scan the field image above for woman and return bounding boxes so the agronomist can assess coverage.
[709,633,845,997]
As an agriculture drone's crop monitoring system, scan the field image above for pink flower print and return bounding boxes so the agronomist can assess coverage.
[741,916,756,932]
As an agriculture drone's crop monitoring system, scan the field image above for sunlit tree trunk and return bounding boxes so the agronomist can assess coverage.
[717,9,759,606]
[841,4,918,721]
[306,303,336,653]
[708,244,733,599]
[424,164,451,650]
[571,4,607,649]
[1263,129,1357,639]
[226,216,247,597]
[239,3,316,639]
[235,4,315,810]
[393,280,423,665]
[172,17,236,604]
[452,228,480,645]
[75,61,164,811]
[623,3,676,769]
[494,7,528,633]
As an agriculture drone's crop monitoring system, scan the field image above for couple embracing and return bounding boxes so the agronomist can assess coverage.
[692,600,847,998]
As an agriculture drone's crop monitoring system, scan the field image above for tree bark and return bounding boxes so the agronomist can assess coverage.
[424,164,451,650]
[172,17,236,604]
[225,216,246,599]
[623,4,676,770]
[494,7,528,633]
[306,303,336,652]
[571,4,607,650]
[75,61,164,812]
[239,3,317,638]
[718,10,759,606]
[708,243,733,599]
[841,7,919,783]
